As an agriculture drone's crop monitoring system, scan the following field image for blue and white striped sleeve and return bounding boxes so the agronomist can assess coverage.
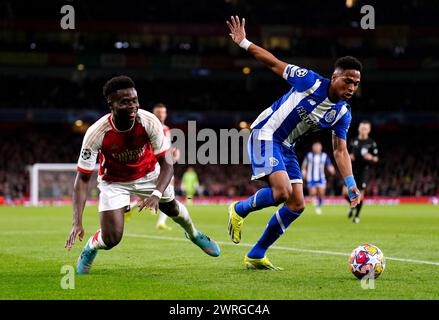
[282,64,319,92]
[332,110,352,141]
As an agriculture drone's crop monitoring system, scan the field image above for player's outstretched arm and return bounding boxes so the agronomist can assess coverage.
[138,154,173,213]
[65,172,92,250]
[226,15,288,77]
[332,135,360,208]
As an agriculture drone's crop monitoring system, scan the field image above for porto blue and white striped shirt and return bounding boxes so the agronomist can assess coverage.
[303,152,332,183]
[250,65,352,147]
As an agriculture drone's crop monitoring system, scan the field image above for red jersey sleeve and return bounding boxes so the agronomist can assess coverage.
[138,110,170,156]
[77,115,107,174]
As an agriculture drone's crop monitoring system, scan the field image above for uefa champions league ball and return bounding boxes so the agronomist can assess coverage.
[349,244,385,279]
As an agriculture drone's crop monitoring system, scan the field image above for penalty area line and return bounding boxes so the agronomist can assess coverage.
[125,233,439,266]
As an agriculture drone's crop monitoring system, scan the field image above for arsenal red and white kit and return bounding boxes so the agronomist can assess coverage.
[163,124,171,143]
[77,109,169,182]
[77,109,174,212]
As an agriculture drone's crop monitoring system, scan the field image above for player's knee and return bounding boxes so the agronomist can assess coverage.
[159,200,179,217]
[272,185,293,203]
[285,197,305,213]
[102,232,123,249]
[285,198,305,213]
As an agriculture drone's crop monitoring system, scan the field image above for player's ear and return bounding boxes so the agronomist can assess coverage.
[107,99,113,110]
[331,68,342,82]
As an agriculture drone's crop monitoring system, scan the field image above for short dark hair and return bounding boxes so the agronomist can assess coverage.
[153,102,166,110]
[359,120,371,126]
[334,56,362,72]
[103,75,135,99]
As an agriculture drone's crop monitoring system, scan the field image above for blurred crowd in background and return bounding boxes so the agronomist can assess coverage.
[0,0,438,202]
[0,125,438,202]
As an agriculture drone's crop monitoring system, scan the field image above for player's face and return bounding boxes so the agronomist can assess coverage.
[109,88,139,121]
[358,123,371,136]
[312,143,322,153]
[153,107,167,124]
[331,69,361,101]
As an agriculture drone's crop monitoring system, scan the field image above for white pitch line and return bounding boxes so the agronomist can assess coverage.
[125,233,439,266]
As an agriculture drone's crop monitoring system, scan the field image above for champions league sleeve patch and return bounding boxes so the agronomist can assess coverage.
[81,148,92,160]
[295,68,308,77]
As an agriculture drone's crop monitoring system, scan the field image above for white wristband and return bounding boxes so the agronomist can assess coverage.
[151,190,162,199]
[239,38,252,51]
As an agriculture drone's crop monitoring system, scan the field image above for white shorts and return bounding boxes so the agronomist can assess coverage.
[97,166,175,212]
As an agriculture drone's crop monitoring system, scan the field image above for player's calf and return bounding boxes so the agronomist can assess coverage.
[161,199,221,256]
[246,205,302,260]
[160,199,197,238]
[159,200,179,217]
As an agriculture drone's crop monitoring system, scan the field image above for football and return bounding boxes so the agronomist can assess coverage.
[349,244,385,279]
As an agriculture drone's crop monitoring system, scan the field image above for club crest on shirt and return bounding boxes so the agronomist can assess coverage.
[269,157,279,167]
[324,110,337,123]
[296,68,308,77]
[81,148,92,160]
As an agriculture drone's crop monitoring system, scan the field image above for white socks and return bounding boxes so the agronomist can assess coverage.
[156,211,168,226]
[88,229,107,250]
[171,201,198,238]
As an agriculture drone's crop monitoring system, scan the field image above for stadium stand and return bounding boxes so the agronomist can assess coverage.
[0,0,438,202]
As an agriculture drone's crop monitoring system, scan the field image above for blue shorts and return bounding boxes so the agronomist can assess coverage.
[248,131,303,184]
[307,180,327,189]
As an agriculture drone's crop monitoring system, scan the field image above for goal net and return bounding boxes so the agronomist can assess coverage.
[28,163,99,206]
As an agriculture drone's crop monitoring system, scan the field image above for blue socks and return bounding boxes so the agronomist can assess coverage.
[247,205,301,259]
[317,196,323,208]
[235,187,277,218]
[235,188,303,258]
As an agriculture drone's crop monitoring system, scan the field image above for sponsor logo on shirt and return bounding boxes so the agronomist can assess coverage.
[297,106,319,130]
[112,146,147,163]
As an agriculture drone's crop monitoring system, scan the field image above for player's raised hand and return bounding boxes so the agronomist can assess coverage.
[348,186,361,208]
[65,223,84,250]
[137,195,160,214]
[226,15,246,45]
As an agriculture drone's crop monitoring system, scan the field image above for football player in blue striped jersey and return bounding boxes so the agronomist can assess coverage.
[226,16,361,270]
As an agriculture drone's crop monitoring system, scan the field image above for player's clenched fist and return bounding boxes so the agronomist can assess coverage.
[226,15,246,44]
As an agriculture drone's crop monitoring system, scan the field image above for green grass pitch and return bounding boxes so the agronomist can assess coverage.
[1,203,438,300]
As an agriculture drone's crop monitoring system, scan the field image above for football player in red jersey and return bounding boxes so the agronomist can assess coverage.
[65,76,220,274]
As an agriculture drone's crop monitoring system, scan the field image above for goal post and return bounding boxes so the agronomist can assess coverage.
[28,163,99,206]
